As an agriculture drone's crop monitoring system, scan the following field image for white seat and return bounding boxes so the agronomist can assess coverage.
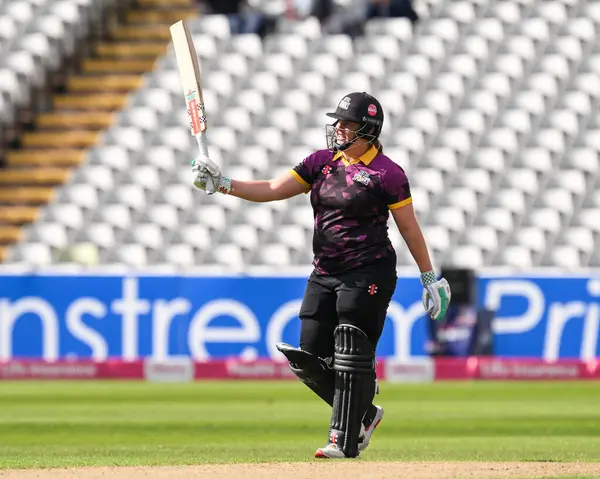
[549,245,581,269]
[230,33,263,59]
[213,243,244,268]
[446,1,475,24]
[468,90,498,117]
[130,165,161,191]
[494,54,524,81]
[575,74,600,100]
[352,54,386,79]
[527,73,558,101]
[256,243,292,266]
[160,184,193,210]
[568,148,599,174]
[180,224,211,250]
[528,208,562,234]
[576,209,600,233]
[514,90,545,117]
[131,223,163,250]
[503,168,539,196]
[395,128,424,155]
[426,147,457,173]
[520,18,550,43]
[113,244,147,267]
[193,14,231,39]
[49,204,84,230]
[273,225,307,251]
[487,128,519,155]
[429,18,459,44]
[33,223,68,249]
[501,245,533,268]
[227,224,259,250]
[519,148,553,174]
[541,188,574,216]
[15,243,53,265]
[377,89,405,117]
[143,205,177,232]
[481,73,511,100]
[481,207,513,233]
[514,226,546,254]
[460,168,492,195]
[462,35,490,63]
[471,148,505,174]
[62,184,98,210]
[412,168,444,195]
[473,19,503,44]
[567,17,595,43]
[494,189,526,215]
[424,90,452,118]
[505,35,536,63]
[409,186,429,215]
[562,91,592,117]
[249,71,279,96]
[433,207,465,232]
[539,55,570,83]
[383,72,418,98]
[562,227,595,255]
[555,37,583,64]
[469,225,498,252]
[449,245,484,268]
[361,35,401,61]
[500,110,531,135]
[552,170,586,196]
[454,109,485,137]
[86,223,116,249]
[100,204,131,230]
[165,244,195,266]
[448,187,478,215]
[447,54,478,81]
[548,110,579,137]
[422,225,450,251]
[404,55,432,82]
[107,126,145,153]
[190,204,227,232]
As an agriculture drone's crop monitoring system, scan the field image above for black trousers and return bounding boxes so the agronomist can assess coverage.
[299,259,398,359]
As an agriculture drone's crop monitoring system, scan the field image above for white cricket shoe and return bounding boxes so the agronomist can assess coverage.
[358,405,384,452]
[314,444,358,459]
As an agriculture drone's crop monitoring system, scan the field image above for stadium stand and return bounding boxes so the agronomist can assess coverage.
[1,0,599,270]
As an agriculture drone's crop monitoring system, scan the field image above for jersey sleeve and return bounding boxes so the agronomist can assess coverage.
[290,152,321,191]
[382,164,412,210]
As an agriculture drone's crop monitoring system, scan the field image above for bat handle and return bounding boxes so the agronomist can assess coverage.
[195,132,214,195]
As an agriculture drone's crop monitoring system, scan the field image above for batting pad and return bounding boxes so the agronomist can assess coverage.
[329,324,377,458]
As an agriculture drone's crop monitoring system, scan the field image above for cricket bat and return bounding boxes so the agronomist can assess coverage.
[169,20,216,194]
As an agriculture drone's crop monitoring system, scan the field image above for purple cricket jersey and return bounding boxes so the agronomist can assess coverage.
[290,146,412,275]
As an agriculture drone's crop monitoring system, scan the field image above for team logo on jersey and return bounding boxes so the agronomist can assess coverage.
[368,284,378,295]
[338,96,351,110]
[352,170,371,186]
[321,165,332,175]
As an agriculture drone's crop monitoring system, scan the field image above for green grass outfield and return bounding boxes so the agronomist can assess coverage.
[0,381,598,469]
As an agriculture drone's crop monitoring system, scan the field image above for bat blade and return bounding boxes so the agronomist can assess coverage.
[169,20,208,139]
[170,19,214,193]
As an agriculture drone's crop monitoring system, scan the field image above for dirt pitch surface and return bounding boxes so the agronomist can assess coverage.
[2,462,600,479]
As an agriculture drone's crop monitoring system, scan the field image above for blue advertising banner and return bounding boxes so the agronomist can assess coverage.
[0,274,598,361]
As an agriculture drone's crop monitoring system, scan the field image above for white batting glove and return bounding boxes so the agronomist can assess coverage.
[420,271,451,321]
[190,156,232,195]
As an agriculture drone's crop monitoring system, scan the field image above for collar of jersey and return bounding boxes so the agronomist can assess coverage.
[333,145,378,166]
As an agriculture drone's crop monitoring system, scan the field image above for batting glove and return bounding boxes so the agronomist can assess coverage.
[191,156,232,195]
[420,271,451,321]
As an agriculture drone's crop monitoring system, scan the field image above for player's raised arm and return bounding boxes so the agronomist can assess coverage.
[190,156,307,202]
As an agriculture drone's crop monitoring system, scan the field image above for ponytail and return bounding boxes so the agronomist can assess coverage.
[374,138,384,154]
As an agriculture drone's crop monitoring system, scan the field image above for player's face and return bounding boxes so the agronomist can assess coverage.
[335,120,361,144]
